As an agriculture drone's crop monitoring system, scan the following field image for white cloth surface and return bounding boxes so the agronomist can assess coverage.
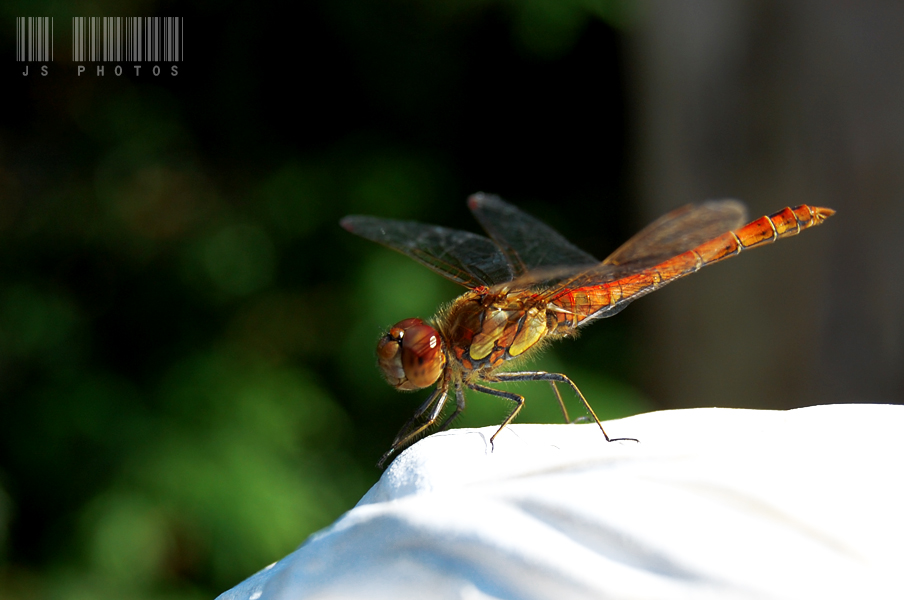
[217,404,904,600]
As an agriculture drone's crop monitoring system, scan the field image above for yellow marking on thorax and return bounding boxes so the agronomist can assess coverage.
[469,307,511,360]
[508,306,547,356]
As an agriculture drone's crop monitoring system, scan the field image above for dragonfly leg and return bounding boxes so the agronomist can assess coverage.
[548,381,571,423]
[548,382,589,423]
[492,371,639,443]
[434,381,466,434]
[466,382,525,450]
[387,387,442,447]
[378,385,449,469]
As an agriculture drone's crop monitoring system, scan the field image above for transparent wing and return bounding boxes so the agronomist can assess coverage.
[467,193,598,277]
[343,199,749,297]
[603,200,748,266]
[523,200,750,302]
[340,215,514,288]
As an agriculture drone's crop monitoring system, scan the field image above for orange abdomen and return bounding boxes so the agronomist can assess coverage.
[549,204,834,331]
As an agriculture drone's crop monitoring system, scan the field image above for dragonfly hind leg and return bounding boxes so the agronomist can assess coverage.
[490,371,639,443]
[548,381,573,423]
[547,381,591,424]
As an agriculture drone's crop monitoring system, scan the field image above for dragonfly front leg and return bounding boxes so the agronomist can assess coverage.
[434,381,466,434]
[491,371,639,443]
[378,385,449,469]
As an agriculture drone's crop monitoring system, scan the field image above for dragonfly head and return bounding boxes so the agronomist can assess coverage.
[377,318,446,391]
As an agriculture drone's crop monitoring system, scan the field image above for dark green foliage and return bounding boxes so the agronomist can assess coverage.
[0,1,647,597]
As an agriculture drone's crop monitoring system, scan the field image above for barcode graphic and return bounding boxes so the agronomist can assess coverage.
[72,17,183,62]
[16,17,54,62]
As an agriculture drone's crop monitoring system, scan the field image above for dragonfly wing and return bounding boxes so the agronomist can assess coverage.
[603,200,748,266]
[341,215,514,288]
[467,193,598,277]
[531,200,749,322]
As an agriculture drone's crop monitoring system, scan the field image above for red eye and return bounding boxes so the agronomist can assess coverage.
[376,318,446,390]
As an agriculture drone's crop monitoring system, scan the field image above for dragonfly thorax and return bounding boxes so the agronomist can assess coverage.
[442,291,551,371]
[376,318,446,391]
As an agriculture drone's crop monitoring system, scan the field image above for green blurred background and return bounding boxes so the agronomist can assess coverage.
[1,2,649,598]
[3,1,903,598]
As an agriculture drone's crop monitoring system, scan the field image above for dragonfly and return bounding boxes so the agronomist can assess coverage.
[341,194,834,468]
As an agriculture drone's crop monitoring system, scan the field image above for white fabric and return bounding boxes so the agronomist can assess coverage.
[217,404,904,600]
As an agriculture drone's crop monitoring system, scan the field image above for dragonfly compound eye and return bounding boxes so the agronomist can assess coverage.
[376,318,445,391]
